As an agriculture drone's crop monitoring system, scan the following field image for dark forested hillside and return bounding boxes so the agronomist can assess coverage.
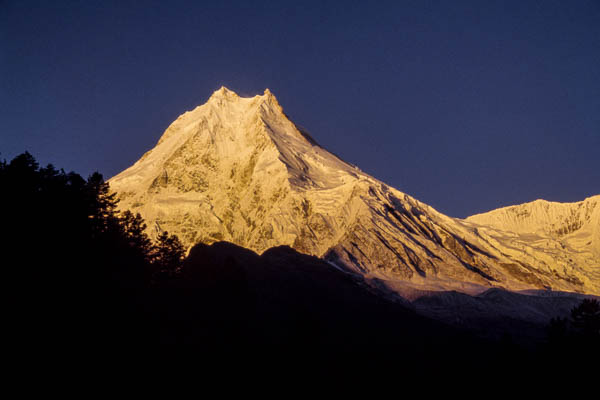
[1,152,184,372]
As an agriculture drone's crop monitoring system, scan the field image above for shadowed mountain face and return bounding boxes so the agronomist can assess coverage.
[109,87,600,296]
[146,241,598,378]
[174,242,587,339]
[149,241,527,375]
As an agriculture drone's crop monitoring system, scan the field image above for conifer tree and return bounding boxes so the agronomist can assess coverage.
[152,231,186,280]
[571,298,600,339]
[120,210,153,259]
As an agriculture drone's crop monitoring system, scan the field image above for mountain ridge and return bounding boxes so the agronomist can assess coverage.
[109,87,600,296]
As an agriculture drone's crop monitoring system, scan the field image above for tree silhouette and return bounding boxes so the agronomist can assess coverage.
[86,171,119,237]
[0,151,187,290]
[152,230,186,280]
[571,298,600,339]
[0,151,195,367]
[545,298,600,360]
[120,210,153,259]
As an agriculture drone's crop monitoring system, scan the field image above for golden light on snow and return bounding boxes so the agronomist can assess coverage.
[108,88,600,297]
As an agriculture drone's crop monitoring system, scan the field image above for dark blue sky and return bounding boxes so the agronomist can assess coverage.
[1,0,599,218]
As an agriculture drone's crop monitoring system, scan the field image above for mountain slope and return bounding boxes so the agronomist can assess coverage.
[109,87,600,296]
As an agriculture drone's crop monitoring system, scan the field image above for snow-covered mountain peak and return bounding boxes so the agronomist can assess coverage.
[206,86,281,110]
[209,86,239,100]
[466,195,600,237]
[261,88,283,111]
[109,89,600,297]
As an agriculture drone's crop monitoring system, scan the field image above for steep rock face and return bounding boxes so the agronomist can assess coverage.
[109,87,600,296]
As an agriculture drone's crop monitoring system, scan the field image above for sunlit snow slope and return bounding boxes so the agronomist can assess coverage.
[109,87,600,295]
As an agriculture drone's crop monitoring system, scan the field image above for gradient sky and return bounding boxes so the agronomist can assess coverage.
[1,0,599,218]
